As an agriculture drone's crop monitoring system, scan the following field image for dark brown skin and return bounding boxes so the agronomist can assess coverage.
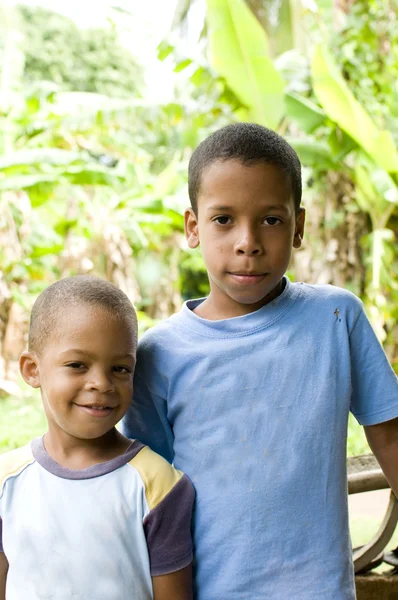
[152,564,193,600]
[0,552,8,600]
[365,417,398,498]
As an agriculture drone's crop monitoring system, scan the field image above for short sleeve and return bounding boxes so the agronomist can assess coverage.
[0,517,3,552]
[144,474,194,576]
[350,307,398,425]
[121,332,175,463]
[121,370,175,463]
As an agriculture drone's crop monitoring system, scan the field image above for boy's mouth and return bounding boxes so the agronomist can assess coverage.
[229,272,268,284]
[75,404,115,417]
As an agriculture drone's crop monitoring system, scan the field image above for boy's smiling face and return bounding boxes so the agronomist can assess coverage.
[185,159,305,320]
[21,304,136,444]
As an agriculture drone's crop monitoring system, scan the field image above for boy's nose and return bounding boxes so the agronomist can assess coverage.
[85,371,115,393]
[234,230,262,255]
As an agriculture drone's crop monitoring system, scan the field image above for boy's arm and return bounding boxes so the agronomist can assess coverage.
[136,449,195,598]
[122,364,174,463]
[152,565,193,600]
[0,552,8,600]
[364,417,398,498]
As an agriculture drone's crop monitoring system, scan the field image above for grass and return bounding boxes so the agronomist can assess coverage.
[0,387,46,452]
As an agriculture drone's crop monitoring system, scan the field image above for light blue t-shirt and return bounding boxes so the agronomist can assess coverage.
[122,278,398,600]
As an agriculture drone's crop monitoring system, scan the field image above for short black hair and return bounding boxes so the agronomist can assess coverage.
[188,123,302,213]
[29,275,137,354]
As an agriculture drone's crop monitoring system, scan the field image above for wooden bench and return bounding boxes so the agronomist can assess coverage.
[348,454,398,573]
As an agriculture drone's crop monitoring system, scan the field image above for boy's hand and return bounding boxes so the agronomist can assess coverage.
[152,564,193,600]
[0,552,8,600]
[365,417,398,498]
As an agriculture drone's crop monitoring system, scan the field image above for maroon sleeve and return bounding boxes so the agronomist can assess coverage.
[143,474,195,576]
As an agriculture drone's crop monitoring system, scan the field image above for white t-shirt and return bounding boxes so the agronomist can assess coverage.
[0,437,194,600]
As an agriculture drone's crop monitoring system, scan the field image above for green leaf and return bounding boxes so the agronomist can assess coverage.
[174,59,193,73]
[327,128,358,160]
[54,219,79,236]
[206,0,285,128]
[354,158,396,225]
[312,44,398,172]
[0,173,59,191]
[157,42,174,61]
[30,244,64,258]
[63,165,126,186]
[286,137,338,170]
[284,93,326,133]
[0,149,82,170]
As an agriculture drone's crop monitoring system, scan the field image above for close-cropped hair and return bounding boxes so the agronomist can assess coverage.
[29,275,137,354]
[188,122,302,213]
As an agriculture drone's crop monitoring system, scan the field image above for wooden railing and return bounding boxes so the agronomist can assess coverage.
[348,454,398,573]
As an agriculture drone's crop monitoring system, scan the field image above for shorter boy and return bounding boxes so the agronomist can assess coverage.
[0,276,194,600]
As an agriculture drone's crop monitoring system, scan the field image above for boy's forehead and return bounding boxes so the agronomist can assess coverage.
[198,159,293,204]
[43,303,136,349]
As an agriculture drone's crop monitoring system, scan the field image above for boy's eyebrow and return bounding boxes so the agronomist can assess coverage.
[60,349,135,360]
[207,204,290,213]
[207,205,234,212]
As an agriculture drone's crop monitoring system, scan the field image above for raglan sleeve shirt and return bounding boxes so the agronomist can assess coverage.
[0,441,194,588]
[349,298,398,425]
[133,446,194,576]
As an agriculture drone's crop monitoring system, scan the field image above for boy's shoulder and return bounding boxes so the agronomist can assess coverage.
[292,281,364,329]
[137,308,185,352]
[128,445,193,511]
[0,443,34,494]
[296,281,363,305]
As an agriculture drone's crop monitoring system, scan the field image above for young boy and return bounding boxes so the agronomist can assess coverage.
[0,276,194,600]
[122,123,398,599]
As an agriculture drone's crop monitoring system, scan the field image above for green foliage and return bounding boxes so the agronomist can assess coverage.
[0,391,46,453]
[18,5,143,97]
[0,0,397,398]
[333,0,398,131]
[347,415,370,457]
[311,43,398,172]
[206,0,285,128]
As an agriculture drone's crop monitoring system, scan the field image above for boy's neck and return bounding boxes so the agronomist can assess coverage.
[194,278,286,321]
[43,428,131,470]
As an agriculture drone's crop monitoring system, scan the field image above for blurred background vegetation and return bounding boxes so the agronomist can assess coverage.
[0,0,397,455]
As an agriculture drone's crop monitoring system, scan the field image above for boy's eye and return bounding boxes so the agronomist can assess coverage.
[112,366,132,374]
[213,216,231,225]
[66,362,86,370]
[263,216,282,226]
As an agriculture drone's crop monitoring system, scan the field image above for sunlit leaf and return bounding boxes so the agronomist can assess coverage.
[284,92,326,133]
[174,59,193,73]
[286,137,338,170]
[312,44,398,172]
[206,0,285,128]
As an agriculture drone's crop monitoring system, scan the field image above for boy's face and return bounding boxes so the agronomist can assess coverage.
[185,160,305,319]
[21,304,136,443]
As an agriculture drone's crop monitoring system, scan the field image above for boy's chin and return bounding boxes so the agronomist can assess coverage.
[228,284,284,308]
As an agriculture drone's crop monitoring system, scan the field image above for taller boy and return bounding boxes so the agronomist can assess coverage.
[123,123,398,599]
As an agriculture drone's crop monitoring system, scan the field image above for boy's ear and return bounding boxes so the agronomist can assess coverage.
[293,207,305,249]
[184,208,200,249]
[19,351,41,389]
